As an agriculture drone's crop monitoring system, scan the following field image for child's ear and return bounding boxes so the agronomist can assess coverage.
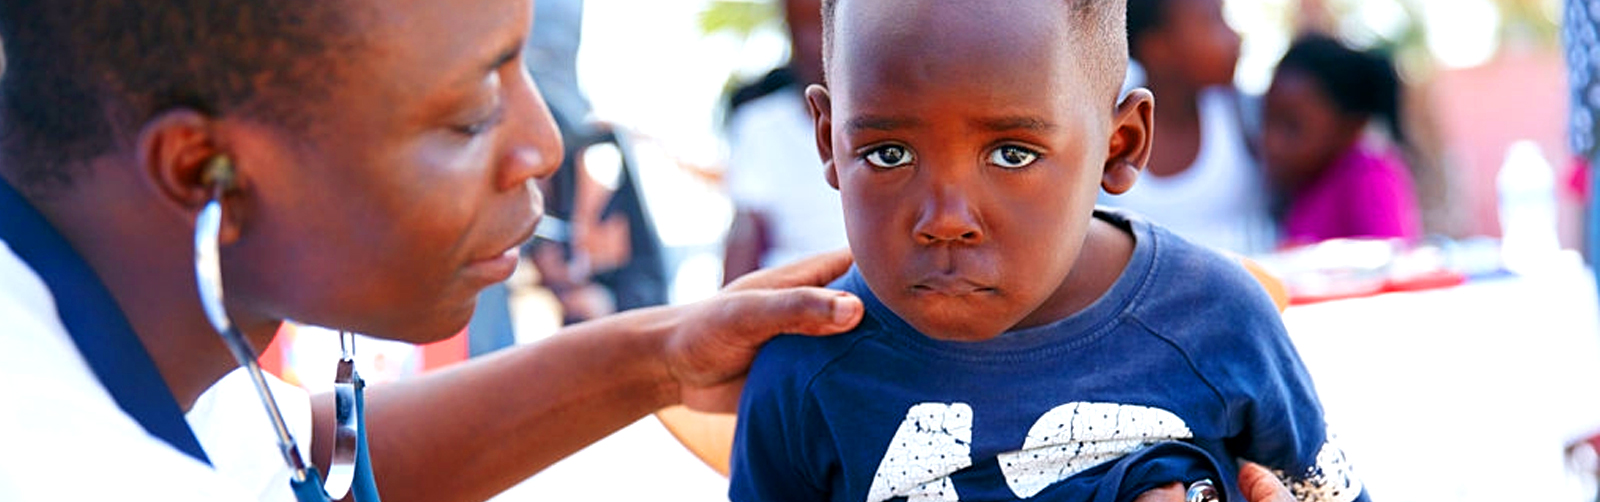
[1102,88,1154,195]
[804,84,840,190]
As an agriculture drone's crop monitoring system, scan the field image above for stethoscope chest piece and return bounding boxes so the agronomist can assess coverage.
[323,331,362,499]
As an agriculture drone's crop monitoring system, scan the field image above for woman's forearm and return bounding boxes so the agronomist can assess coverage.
[310,250,861,502]
[317,305,680,502]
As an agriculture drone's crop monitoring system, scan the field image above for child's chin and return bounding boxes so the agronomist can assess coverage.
[904,314,1010,342]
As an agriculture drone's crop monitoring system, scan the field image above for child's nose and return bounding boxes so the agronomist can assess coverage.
[912,186,984,245]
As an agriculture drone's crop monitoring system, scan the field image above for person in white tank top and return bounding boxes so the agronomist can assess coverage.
[1103,87,1275,254]
[1101,0,1276,255]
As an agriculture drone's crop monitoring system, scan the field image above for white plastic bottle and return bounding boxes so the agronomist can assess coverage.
[1496,140,1561,274]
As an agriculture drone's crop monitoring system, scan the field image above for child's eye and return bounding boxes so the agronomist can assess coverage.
[864,145,915,169]
[990,145,1039,169]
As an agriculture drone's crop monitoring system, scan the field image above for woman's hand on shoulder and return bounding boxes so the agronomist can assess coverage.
[1238,461,1295,502]
[664,249,863,413]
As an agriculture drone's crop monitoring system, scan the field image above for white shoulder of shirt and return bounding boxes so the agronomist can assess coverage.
[0,239,280,501]
[189,367,314,501]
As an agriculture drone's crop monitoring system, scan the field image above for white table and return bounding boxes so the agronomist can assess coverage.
[1282,251,1600,501]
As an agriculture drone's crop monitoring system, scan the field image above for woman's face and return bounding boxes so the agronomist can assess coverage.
[226,0,561,343]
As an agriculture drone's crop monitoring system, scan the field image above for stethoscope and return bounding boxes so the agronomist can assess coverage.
[194,157,380,502]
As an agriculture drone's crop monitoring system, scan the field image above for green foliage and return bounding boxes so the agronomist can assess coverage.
[1497,0,1562,46]
[699,0,780,39]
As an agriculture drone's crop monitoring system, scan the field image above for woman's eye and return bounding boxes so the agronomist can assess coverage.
[864,145,914,169]
[990,145,1039,169]
[454,106,506,137]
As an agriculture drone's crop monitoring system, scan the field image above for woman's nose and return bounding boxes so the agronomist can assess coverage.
[496,66,564,191]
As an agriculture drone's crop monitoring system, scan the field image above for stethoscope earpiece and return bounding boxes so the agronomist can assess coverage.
[201,156,237,195]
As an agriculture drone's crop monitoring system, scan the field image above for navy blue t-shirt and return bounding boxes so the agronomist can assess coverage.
[730,210,1367,502]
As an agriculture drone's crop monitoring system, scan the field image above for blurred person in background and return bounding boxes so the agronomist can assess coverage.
[1102,0,1276,255]
[522,0,669,324]
[472,0,587,348]
[472,0,669,339]
[1263,34,1422,247]
[721,0,848,284]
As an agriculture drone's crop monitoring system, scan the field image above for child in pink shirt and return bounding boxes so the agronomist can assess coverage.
[1264,34,1422,247]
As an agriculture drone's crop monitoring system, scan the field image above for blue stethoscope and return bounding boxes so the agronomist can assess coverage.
[193,158,382,502]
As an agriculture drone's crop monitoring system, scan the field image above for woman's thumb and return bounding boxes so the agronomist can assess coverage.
[1238,462,1295,502]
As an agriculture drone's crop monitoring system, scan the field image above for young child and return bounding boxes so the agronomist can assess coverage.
[1263,34,1422,247]
[729,1,1367,501]
[1100,0,1276,255]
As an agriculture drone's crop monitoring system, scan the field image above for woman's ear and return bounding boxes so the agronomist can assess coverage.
[1102,88,1155,195]
[804,84,841,190]
[136,109,245,244]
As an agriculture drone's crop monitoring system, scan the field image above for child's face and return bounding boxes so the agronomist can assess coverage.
[808,0,1151,341]
[1263,69,1363,191]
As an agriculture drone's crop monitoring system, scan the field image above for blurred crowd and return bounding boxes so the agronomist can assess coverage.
[467,0,1589,346]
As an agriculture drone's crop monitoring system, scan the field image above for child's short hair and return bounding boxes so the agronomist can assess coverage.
[818,0,1131,105]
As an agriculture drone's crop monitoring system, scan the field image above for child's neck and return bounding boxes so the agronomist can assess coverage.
[1013,217,1135,331]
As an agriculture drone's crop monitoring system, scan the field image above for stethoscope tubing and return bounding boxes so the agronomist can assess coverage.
[195,180,381,502]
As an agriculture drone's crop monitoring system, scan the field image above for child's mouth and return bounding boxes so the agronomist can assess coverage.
[910,276,996,296]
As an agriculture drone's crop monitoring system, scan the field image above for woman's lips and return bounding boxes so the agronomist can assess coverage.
[462,248,520,285]
[463,212,541,285]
